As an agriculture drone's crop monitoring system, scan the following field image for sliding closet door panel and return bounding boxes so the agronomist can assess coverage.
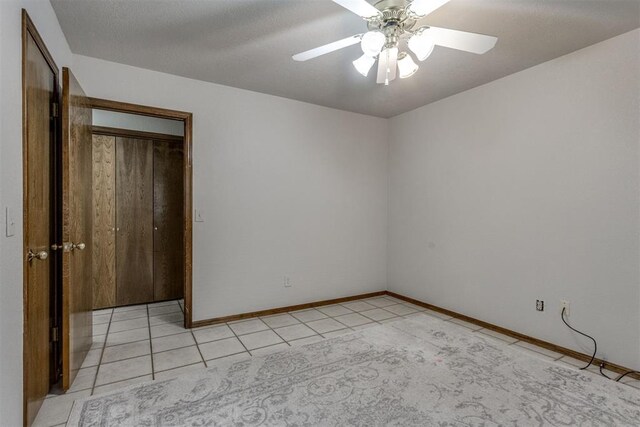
[116,137,154,305]
[153,140,185,301]
[92,134,116,309]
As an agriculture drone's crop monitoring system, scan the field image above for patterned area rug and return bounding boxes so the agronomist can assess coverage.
[68,315,640,426]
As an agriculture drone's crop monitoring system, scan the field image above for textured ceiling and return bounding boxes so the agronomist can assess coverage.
[50,0,640,118]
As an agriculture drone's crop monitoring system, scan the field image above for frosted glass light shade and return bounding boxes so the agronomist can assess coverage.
[408,29,436,61]
[361,31,386,57]
[397,53,419,78]
[352,54,376,77]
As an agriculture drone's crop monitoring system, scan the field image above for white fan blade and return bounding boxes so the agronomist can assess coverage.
[292,35,362,61]
[376,47,398,84]
[408,0,451,17]
[429,27,497,54]
[332,0,382,19]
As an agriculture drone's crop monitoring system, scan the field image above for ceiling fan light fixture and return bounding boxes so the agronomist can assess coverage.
[361,31,386,57]
[352,54,376,77]
[408,28,436,61]
[397,52,419,79]
[293,0,497,86]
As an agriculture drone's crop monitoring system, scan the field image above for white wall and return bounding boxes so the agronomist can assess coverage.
[388,29,640,369]
[72,55,389,322]
[93,109,184,136]
[0,1,73,424]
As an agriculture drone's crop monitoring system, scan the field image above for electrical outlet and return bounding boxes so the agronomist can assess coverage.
[560,300,570,317]
[536,300,544,311]
[283,276,292,288]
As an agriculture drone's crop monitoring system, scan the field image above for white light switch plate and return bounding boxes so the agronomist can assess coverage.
[5,207,16,237]
[194,209,204,223]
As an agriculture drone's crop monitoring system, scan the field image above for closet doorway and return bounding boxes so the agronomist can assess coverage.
[89,98,193,327]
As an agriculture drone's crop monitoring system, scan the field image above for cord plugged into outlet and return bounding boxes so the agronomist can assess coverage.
[560,300,570,317]
[561,303,597,370]
[558,299,639,383]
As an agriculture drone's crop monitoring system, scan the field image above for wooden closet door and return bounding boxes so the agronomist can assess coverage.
[153,140,185,301]
[116,137,154,305]
[92,134,116,309]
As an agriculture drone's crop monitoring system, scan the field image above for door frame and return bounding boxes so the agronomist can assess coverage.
[22,9,60,425]
[89,97,194,328]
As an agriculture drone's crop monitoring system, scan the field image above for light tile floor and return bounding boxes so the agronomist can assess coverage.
[34,295,640,426]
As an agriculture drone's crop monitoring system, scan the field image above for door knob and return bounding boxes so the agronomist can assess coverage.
[27,249,48,262]
[72,242,86,251]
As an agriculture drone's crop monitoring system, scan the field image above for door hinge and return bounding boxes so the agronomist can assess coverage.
[51,102,59,118]
[51,327,59,342]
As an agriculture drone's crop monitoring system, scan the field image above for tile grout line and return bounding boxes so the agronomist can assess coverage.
[286,335,323,345]
[204,350,249,364]
[178,333,235,348]
[303,321,329,338]
[146,304,155,380]
[103,337,152,349]
[330,316,357,331]
[256,317,292,347]
[247,315,331,344]
[292,311,351,337]
[292,309,388,337]
[98,353,151,368]
[358,310,398,323]
[226,321,253,356]
[107,324,151,334]
[313,308,359,330]
[93,373,151,391]
[293,311,381,336]
[89,308,114,396]
[109,313,150,323]
[189,328,208,368]
[156,361,202,376]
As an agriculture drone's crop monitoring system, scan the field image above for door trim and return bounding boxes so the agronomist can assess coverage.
[22,9,59,426]
[88,97,194,328]
[92,125,183,143]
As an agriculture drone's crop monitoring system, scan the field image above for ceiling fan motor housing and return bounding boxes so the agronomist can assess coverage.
[368,0,417,48]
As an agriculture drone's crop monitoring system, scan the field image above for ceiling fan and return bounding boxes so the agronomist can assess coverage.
[292,0,497,85]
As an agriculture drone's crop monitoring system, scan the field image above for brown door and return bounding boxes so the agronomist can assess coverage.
[116,137,154,305]
[92,134,116,309]
[153,140,185,301]
[23,23,57,426]
[61,68,93,390]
